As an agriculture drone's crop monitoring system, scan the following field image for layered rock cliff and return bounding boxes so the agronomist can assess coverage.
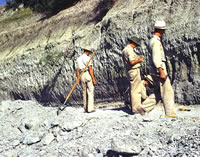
[0,0,200,105]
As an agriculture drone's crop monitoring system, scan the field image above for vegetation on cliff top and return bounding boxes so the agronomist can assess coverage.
[0,7,32,23]
[6,0,80,13]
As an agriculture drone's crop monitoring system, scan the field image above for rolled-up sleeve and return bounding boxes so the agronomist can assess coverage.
[128,49,137,62]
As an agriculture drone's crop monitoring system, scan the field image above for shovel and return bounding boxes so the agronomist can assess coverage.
[57,50,96,115]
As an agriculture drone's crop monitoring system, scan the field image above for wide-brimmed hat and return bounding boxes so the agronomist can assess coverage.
[154,20,167,29]
[128,36,141,46]
[144,74,154,86]
[83,46,93,52]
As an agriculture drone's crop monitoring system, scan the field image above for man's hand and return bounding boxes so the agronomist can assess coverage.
[144,80,149,86]
[137,56,144,63]
[158,67,167,80]
[130,56,143,65]
[93,79,97,85]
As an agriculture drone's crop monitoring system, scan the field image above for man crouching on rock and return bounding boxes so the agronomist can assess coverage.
[122,36,145,114]
[76,46,97,113]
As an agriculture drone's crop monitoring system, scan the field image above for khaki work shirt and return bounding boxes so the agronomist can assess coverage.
[76,54,92,71]
[150,35,166,69]
[122,44,141,72]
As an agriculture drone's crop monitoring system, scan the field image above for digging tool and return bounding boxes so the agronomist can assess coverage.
[148,73,170,85]
[57,50,97,115]
[149,73,162,78]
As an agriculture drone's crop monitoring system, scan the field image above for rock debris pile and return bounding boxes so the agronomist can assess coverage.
[0,100,199,157]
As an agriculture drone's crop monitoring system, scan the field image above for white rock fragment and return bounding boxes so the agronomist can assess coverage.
[42,133,55,146]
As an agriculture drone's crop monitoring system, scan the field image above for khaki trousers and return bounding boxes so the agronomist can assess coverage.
[141,93,157,112]
[160,75,176,116]
[141,64,176,116]
[81,71,94,112]
[128,68,143,113]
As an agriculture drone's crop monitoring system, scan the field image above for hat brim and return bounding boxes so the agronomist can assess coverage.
[154,26,167,30]
[83,49,92,52]
[128,39,141,46]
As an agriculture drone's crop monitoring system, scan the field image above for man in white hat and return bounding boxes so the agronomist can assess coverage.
[76,46,97,113]
[122,36,145,114]
[145,20,177,117]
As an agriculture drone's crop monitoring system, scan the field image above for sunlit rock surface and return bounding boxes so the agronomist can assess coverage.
[0,100,199,156]
[0,0,200,105]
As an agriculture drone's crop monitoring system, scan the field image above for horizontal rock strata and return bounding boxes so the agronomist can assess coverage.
[0,0,200,105]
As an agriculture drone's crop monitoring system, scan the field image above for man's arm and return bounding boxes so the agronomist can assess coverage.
[152,42,167,79]
[127,47,143,66]
[129,56,143,65]
[88,65,97,85]
[152,42,162,69]
[76,68,80,85]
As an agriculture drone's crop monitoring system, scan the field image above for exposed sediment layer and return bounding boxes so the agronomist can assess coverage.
[0,0,200,105]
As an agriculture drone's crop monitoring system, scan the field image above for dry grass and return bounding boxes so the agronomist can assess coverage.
[0,8,33,23]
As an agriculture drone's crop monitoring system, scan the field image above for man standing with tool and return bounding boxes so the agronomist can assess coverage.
[146,20,176,117]
[122,36,145,114]
[76,46,97,113]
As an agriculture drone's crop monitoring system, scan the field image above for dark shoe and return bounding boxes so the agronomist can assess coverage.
[137,106,145,116]
[87,110,96,113]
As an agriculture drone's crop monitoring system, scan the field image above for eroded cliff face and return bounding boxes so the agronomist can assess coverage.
[0,0,200,105]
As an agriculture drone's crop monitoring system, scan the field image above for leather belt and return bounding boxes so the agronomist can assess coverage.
[80,69,88,73]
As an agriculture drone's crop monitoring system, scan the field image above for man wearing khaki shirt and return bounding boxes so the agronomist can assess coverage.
[122,36,144,113]
[143,20,176,117]
[76,46,97,113]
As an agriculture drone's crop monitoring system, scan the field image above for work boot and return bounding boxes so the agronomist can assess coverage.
[136,106,145,116]
[165,114,177,118]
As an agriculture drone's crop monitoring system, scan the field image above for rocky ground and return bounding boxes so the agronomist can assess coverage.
[0,100,199,157]
[0,1,199,156]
